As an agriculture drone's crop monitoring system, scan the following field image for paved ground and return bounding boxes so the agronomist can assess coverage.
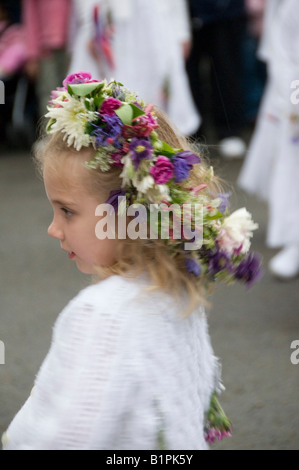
[0,147,298,450]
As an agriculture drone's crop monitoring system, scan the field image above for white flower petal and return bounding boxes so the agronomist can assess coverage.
[218,208,259,255]
[46,95,97,151]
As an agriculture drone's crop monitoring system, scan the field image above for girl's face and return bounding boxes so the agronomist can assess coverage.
[44,153,118,274]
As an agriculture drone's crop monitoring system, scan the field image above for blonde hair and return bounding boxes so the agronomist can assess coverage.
[35,108,223,314]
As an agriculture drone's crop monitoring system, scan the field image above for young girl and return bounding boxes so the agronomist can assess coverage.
[2,72,261,450]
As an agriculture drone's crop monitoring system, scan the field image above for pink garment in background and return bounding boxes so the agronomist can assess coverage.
[0,22,27,77]
[23,0,71,59]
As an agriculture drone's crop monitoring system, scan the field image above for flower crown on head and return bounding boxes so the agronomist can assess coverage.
[46,71,262,287]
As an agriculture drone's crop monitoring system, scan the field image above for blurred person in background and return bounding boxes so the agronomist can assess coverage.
[0,1,26,80]
[239,0,299,280]
[245,0,265,38]
[242,0,267,128]
[22,0,71,117]
[68,0,200,137]
[186,0,247,158]
[0,0,27,146]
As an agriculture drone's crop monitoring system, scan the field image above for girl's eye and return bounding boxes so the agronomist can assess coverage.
[61,208,73,218]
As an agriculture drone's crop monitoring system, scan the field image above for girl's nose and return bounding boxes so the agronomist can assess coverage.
[48,220,64,241]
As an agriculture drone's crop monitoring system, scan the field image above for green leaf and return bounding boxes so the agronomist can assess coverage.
[94,96,105,109]
[205,210,223,221]
[131,103,145,120]
[115,103,145,125]
[84,99,91,111]
[115,104,134,125]
[68,82,105,97]
[46,119,56,132]
[153,140,181,155]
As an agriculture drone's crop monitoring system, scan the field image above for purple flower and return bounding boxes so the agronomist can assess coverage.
[105,190,127,214]
[185,258,202,276]
[218,193,231,214]
[112,85,126,101]
[91,114,123,148]
[208,248,232,276]
[100,98,122,116]
[150,156,174,184]
[129,138,153,169]
[234,252,263,288]
[172,151,201,183]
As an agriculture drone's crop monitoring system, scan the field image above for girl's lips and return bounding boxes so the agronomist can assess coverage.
[68,252,76,260]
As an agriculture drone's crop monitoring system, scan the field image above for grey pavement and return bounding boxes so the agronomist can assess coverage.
[0,149,298,450]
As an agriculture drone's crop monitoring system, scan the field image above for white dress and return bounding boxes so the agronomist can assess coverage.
[2,274,217,450]
[68,0,201,136]
[238,0,299,248]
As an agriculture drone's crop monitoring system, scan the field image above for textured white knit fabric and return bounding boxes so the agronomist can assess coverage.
[3,274,217,450]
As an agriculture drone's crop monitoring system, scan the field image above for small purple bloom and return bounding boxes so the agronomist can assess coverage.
[91,114,123,148]
[173,151,201,183]
[218,192,231,214]
[185,258,202,276]
[112,85,126,101]
[129,138,153,169]
[234,252,263,288]
[208,248,231,276]
[105,190,127,214]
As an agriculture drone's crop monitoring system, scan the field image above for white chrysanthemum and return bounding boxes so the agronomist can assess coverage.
[45,95,98,151]
[218,208,259,255]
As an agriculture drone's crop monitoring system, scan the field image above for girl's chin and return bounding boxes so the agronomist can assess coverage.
[75,260,95,275]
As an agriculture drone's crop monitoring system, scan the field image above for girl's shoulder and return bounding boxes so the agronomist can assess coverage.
[63,273,201,326]
[74,274,150,312]
[55,274,208,350]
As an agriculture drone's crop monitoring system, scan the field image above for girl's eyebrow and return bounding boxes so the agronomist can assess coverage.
[51,199,78,207]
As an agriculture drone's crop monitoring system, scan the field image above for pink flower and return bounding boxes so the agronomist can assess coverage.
[100,98,122,116]
[123,112,159,139]
[205,428,232,444]
[110,152,125,167]
[150,156,174,184]
[62,72,100,88]
[49,87,65,105]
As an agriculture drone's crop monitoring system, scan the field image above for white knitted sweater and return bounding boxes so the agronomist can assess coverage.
[3,275,217,450]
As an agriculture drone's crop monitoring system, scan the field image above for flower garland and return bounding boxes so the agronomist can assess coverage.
[46,72,262,288]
